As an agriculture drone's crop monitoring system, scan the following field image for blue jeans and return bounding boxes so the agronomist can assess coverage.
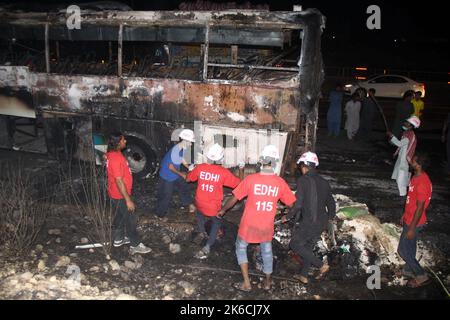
[196,211,221,248]
[156,177,192,217]
[327,120,340,136]
[397,224,425,276]
[235,236,273,275]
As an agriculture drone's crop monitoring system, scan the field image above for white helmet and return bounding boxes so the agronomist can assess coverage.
[179,129,195,142]
[406,116,420,129]
[261,145,280,161]
[206,143,224,162]
[297,151,319,167]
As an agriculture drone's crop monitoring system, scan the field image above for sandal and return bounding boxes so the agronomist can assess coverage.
[315,264,330,280]
[407,277,431,288]
[233,282,252,292]
[293,274,309,284]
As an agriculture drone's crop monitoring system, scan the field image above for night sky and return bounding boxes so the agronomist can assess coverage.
[1,0,448,70]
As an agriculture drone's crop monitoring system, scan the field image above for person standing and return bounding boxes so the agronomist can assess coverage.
[387,116,420,196]
[106,132,151,254]
[392,91,415,139]
[411,91,425,119]
[344,93,361,140]
[441,113,450,174]
[397,153,432,288]
[155,129,196,220]
[326,84,344,137]
[218,145,296,292]
[358,88,377,141]
[281,151,336,284]
[186,143,243,259]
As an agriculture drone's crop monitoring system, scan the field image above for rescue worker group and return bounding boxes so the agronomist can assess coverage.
[105,123,432,292]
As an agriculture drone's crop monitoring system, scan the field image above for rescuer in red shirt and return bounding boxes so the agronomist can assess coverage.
[106,132,151,255]
[397,153,433,288]
[186,143,244,259]
[218,145,296,292]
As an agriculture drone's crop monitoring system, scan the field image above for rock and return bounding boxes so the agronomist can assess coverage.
[35,244,44,252]
[37,260,46,271]
[69,253,78,258]
[89,249,95,253]
[124,261,137,270]
[131,255,144,269]
[108,260,120,272]
[162,295,174,300]
[55,256,71,268]
[20,272,34,281]
[162,235,172,244]
[169,243,181,254]
[48,229,61,236]
[55,238,61,244]
[89,266,101,273]
[80,237,89,244]
[178,281,195,296]
[120,272,130,281]
[70,225,77,232]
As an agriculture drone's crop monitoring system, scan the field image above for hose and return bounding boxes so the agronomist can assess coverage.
[426,266,450,298]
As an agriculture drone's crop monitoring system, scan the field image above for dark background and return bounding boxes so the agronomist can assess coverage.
[1,0,448,71]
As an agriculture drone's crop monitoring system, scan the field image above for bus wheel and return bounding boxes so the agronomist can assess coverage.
[123,136,157,179]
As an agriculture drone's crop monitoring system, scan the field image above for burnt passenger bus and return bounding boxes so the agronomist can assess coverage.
[0,7,325,177]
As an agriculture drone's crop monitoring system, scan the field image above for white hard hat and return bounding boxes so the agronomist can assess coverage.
[206,143,224,161]
[261,145,280,160]
[179,129,195,142]
[297,151,319,167]
[406,116,420,129]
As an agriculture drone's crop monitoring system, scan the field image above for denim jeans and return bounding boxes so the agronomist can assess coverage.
[111,199,140,247]
[196,211,221,248]
[156,177,192,217]
[397,224,425,276]
[235,236,273,275]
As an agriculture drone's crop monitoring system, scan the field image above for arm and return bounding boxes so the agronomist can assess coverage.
[217,196,239,218]
[115,177,135,212]
[406,200,425,240]
[326,190,336,220]
[389,136,409,148]
[285,181,304,221]
[169,163,187,179]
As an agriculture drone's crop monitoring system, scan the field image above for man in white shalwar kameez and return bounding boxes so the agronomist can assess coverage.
[387,116,420,196]
[344,94,361,140]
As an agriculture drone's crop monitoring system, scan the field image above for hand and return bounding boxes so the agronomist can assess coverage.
[217,209,225,219]
[126,199,136,213]
[386,131,393,138]
[406,227,415,240]
[180,172,187,180]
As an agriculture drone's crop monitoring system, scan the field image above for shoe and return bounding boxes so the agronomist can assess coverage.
[194,246,210,259]
[130,243,152,255]
[113,236,131,247]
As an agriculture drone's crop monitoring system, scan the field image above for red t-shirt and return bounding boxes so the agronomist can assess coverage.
[106,151,133,200]
[187,164,240,216]
[403,172,432,227]
[232,173,296,243]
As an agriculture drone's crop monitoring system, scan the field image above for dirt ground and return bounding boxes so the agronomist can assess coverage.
[0,124,449,300]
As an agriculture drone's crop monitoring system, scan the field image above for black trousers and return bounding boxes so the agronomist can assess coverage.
[289,224,324,277]
[111,198,140,247]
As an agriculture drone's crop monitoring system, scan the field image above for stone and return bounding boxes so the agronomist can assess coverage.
[69,253,78,258]
[37,260,46,271]
[178,281,195,296]
[55,238,61,244]
[20,272,34,281]
[162,235,172,244]
[55,256,71,268]
[80,237,89,244]
[70,225,77,232]
[124,261,137,270]
[108,260,120,272]
[48,229,61,236]
[162,295,174,300]
[169,243,181,254]
[89,266,101,273]
[89,249,95,253]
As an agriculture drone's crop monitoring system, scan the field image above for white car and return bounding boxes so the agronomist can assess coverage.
[344,75,425,98]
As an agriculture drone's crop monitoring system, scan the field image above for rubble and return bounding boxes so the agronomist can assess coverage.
[55,256,71,268]
[48,229,61,236]
[169,243,181,254]
[108,260,121,272]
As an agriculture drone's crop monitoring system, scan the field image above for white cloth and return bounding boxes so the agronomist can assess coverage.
[344,100,361,139]
[389,135,411,196]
